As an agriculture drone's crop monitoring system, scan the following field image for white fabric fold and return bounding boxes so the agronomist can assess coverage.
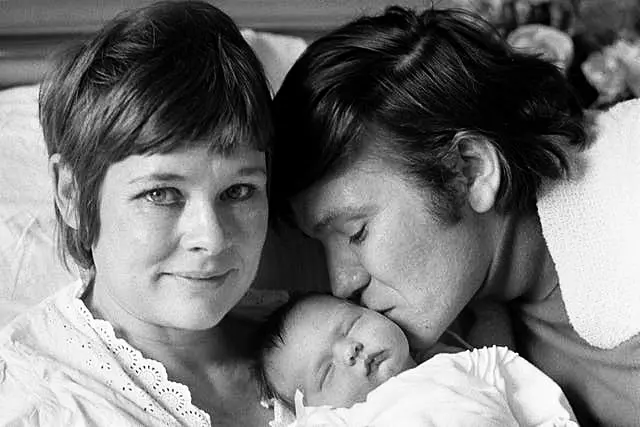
[275,347,577,427]
[537,99,640,348]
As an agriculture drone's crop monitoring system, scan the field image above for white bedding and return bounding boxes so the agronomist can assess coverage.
[0,84,76,327]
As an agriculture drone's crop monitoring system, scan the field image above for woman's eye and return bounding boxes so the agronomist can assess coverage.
[143,188,182,205]
[221,184,256,201]
[348,225,367,245]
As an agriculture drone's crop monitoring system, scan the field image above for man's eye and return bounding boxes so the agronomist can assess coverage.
[143,188,182,205]
[348,225,367,245]
[221,184,256,201]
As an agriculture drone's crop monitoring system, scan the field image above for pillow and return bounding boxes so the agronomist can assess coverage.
[0,84,78,327]
[241,29,308,94]
[0,30,307,327]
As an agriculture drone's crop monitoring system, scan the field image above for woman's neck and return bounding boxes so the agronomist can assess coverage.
[480,209,558,302]
[81,282,239,371]
[81,279,270,425]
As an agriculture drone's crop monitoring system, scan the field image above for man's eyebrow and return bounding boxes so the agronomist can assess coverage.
[312,206,370,235]
[312,210,339,236]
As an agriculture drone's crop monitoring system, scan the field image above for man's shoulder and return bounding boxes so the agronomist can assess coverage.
[591,99,640,154]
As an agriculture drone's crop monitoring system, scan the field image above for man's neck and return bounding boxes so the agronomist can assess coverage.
[481,209,558,302]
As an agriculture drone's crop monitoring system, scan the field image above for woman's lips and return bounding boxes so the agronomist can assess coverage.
[174,271,230,280]
[169,270,233,288]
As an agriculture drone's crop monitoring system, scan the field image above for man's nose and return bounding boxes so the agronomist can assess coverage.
[331,267,371,302]
[326,247,370,301]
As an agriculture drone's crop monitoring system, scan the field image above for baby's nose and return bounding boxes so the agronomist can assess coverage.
[340,340,364,366]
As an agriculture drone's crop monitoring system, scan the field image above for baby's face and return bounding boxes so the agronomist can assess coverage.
[265,295,416,408]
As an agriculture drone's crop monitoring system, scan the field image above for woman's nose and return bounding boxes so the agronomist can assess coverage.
[334,339,364,366]
[181,199,230,254]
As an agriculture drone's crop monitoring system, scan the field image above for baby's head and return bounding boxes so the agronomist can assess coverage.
[255,293,416,409]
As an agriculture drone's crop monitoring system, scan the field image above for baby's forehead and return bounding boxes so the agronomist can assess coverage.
[282,296,349,339]
[267,297,350,395]
[290,295,353,324]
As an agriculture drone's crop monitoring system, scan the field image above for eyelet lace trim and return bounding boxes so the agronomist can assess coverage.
[71,297,211,427]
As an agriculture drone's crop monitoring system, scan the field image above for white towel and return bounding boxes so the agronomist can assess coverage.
[537,99,640,349]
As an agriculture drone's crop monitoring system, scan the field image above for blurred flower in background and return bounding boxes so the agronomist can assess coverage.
[462,0,640,109]
[507,24,574,72]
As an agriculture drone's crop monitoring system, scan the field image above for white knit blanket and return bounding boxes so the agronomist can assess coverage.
[537,99,640,349]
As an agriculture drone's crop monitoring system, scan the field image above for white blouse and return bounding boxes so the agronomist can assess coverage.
[0,280,210,426]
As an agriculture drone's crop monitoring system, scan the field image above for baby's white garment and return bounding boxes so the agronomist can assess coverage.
[282,346,578,427]
[0,280,211,426]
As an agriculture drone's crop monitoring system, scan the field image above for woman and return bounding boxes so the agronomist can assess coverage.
[270,6,640,426]
[0,1,282,425]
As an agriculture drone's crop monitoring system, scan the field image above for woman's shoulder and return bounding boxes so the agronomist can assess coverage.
[0,281,89,402]
[0,364,174,427]
[0,281,81,345]
[1,280,216,426]
[0,282,188,427]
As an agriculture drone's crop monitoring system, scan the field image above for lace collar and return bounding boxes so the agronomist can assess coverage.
[70,280,212,426]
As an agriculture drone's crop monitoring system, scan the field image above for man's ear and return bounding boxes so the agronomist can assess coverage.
[451,132,501,214]
[49,153,79,229]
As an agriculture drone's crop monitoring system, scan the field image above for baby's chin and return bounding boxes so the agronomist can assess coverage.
[340,387,376,408]
[384,350,417,377]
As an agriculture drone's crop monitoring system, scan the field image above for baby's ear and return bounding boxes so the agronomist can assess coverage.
[451,132,501,214]
[49,153,79,228]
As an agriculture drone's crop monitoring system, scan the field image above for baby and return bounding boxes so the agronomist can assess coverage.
[254,293,579,427]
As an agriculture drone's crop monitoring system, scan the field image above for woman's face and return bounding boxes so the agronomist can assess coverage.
[90,144,268,330]
[292,157,494,351]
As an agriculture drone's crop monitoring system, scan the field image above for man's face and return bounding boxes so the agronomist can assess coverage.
[293,157,495,351]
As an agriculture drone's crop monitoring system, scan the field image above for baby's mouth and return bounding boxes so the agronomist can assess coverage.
[364,351,385,376]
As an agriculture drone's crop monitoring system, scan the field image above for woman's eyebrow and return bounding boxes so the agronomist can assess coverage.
[127,167,266,185]
[237,166,267,177]
[128,173,186,184]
